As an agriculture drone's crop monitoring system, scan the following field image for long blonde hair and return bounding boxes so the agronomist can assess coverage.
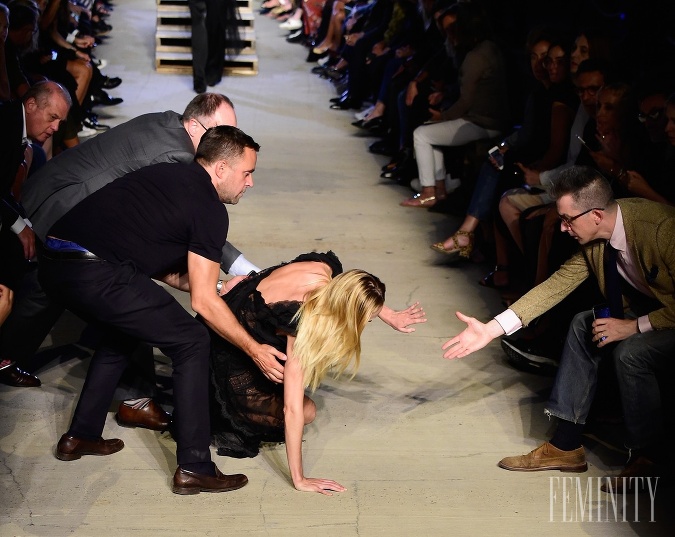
[292,270,386,391]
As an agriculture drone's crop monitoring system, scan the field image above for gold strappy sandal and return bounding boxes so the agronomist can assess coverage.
[430,230,474,261]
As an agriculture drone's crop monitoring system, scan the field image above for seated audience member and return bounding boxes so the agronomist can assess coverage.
[491,59,612,290]
[430,28,562,261]
[400,1,509,208]
[443,166,675,493]
[329,0,393,110]
[495,37,577,261]
[376,1,458,177]
[0,80,71,387]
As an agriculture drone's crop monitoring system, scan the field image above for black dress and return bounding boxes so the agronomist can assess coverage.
[207,252,343,458]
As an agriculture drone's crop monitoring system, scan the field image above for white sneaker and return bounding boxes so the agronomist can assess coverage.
[279,18,302,31]
[78,125,98,137]
[445,176,461,194]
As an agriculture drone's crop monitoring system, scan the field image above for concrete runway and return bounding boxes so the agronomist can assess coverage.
[1,1,673,535]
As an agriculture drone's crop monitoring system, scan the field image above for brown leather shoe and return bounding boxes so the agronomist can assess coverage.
[601,456,664,494]
[115,399,171,431]
[172,466,248,495]
[56,434,125,461]
[498,442,587,472]
[0,364,41,387]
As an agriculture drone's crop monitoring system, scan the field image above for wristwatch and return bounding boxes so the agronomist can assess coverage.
[216,280,224,294]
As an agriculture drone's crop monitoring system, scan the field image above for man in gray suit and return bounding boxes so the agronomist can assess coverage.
[0,94,278,406]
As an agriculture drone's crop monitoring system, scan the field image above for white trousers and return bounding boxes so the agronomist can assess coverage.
[413,118,501,187]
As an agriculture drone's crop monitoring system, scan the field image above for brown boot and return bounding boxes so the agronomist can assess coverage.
[498,442,587,472]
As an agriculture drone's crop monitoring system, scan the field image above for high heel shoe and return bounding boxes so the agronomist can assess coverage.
[479,265,510,288]
[430,231,474,261]
[361,116,385,131]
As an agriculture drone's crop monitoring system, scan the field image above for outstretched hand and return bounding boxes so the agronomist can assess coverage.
[251,343,286,383]
[442,312,503,359]
[294,477,346,496]
[378,303,427,333]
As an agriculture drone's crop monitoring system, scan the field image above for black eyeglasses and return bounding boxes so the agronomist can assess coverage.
[559,207,604,226]
[195,118,210,131]
[637,108,664,123]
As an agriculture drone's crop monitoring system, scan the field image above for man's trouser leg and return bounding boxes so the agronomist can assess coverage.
[40,258,212,466]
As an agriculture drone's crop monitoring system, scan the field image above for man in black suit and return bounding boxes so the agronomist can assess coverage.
[0,80,71,386]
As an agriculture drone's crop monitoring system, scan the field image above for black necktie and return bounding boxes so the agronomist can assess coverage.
[603,243,624,319]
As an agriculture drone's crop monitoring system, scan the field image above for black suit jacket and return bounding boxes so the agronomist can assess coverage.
[0,100,25,230]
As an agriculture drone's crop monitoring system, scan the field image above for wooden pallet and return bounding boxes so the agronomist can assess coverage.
[155,0,258,76]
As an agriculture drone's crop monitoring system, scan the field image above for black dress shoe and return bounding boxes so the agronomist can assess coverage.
[101,76,122,89]
[329,91,348,103]
[501,337,559,376]
[362,116,385,131]
[0,364,41,387]
[90,90,123,106]
[286,28,304,43]
[56,434,124,461]
[369,140,395,156]
[172,466,248,495]
[115,399,171,431]
[82,116,110,131]
[329,96,362,110]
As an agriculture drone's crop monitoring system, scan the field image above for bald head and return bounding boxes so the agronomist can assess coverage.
[182,93,238,151]
[23,81,72,143]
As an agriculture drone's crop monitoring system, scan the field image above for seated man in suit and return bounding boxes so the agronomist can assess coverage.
[443,165,675,492]
[0,80,71,386]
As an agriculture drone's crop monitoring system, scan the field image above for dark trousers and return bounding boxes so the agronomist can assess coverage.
[39,257,212,466]
[188,0,209,86]
[0,265,64,366]
[546,310,675,451]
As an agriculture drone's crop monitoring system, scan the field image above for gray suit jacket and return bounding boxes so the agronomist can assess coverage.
[21,110,242,271]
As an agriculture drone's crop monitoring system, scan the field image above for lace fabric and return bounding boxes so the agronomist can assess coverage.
[207,251,342,457]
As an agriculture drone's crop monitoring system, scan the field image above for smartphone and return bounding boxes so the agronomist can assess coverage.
[488,146,504,170]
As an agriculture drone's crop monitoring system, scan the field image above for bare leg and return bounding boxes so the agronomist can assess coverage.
[66,59,93,105]
[499,196,524,253]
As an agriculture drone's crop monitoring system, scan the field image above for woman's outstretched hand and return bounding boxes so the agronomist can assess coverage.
[442,312,504,359]
[378,302,427,333]
[294,477,346,496]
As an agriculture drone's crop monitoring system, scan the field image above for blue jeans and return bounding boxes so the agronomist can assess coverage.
[466,161,501,221]
[546,310,675,451]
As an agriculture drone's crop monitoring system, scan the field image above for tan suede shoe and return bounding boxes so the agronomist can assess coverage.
[498,442,587,472]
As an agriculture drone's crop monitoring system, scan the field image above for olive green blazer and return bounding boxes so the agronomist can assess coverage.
[510,198,675,330]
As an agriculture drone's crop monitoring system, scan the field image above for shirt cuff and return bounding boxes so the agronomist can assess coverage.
[494,309,522,336]
[226,255,261,276]
[10,217,27,235]
[637,315,652,334]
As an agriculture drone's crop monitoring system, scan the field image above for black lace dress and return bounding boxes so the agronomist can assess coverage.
[207,252,343,458]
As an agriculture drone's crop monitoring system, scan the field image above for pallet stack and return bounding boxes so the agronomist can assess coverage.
[155,0,258,76]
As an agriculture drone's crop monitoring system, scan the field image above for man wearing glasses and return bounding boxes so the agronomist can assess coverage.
[443,165,675,492]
